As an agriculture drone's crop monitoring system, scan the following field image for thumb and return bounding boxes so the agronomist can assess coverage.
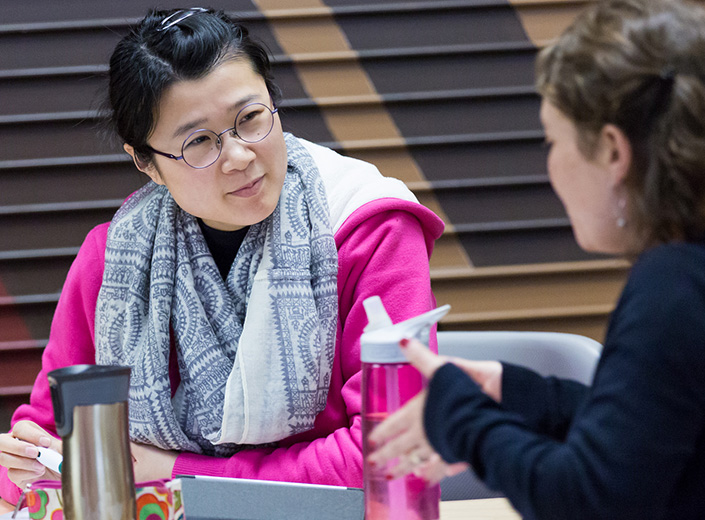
[399,337,446,379]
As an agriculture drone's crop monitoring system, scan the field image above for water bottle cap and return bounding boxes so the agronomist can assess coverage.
[362,296,393,332]
[360,299,450,363]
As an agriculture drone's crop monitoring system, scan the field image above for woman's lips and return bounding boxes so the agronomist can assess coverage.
[229,176,264,198]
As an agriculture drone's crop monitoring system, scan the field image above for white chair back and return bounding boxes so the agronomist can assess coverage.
[436,330,603,500]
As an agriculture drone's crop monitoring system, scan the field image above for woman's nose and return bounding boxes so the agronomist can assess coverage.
[219,134,256,172]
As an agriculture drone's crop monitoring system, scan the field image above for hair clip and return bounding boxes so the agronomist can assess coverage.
[157,7,208,32]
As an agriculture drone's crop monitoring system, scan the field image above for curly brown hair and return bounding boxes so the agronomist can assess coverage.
[536,0,705,248]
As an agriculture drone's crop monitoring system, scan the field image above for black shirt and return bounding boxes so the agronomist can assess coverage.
[197,219,249,280]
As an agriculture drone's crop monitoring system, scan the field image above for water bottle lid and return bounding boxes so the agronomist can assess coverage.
[360,301,450,363]
[362,296,393,332]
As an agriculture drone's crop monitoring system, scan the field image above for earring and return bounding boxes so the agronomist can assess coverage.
[616,198,627,228]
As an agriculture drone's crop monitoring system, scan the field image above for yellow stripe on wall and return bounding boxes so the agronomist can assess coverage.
[253,0,474,270]
[509,0,590,47]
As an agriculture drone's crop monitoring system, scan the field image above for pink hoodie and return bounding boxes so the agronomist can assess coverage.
[0,198,443,504]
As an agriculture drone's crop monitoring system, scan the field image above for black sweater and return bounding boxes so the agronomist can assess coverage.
[425,239,705,519]
[197,219,249,280]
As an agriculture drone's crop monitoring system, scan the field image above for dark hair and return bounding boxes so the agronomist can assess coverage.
[107,8,281,164]
[536,0,705,248]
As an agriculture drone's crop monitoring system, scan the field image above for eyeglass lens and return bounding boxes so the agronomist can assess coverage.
[181,103,276,168]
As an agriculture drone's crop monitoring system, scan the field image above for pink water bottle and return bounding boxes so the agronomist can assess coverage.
[361,296,450,520]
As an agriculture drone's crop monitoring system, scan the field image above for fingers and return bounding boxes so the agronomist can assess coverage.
[368,392,425,447]
[0,436,48,489]
[399,338,446,380]
[367,392,433,480]
[8,468,49,491]
[445,461,470,478]
[7,462,59,491]
[369,429,435,481]
[0,422,63,489]
[369,427,445,484]
[385,442,436,480]
[415,460,470,487]
[369,422,422,470]
[364,338,452,484]
[412,453,451,486]
[0,432,39,463]
[8,421,58,451]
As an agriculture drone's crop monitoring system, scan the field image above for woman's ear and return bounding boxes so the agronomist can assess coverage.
[123,144,164,185]
[598,124,633,187]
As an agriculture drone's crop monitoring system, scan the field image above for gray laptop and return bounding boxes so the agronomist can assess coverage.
[177,475,364,520]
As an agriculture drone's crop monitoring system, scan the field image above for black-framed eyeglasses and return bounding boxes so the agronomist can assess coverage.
[146,102,279,169]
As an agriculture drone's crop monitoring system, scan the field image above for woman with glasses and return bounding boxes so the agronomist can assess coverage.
[0,8,443,502]
[369,0,705,518]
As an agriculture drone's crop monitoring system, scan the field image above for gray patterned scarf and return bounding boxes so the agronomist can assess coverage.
[95,134,338,456]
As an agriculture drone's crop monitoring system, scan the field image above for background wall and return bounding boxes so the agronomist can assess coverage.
[0,0,627,432]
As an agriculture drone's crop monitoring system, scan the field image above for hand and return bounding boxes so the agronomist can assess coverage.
[130,442,178,482]
[367,388,469,484]
[448,357,503,402]
[394,338,504,402]
[415,456,470,487]
[0,497,14,514]
[367,337,502,482]
[0,421,62,491]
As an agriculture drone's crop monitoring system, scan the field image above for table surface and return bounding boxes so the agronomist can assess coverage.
[2,495,521,518]
[440,497,521,519]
